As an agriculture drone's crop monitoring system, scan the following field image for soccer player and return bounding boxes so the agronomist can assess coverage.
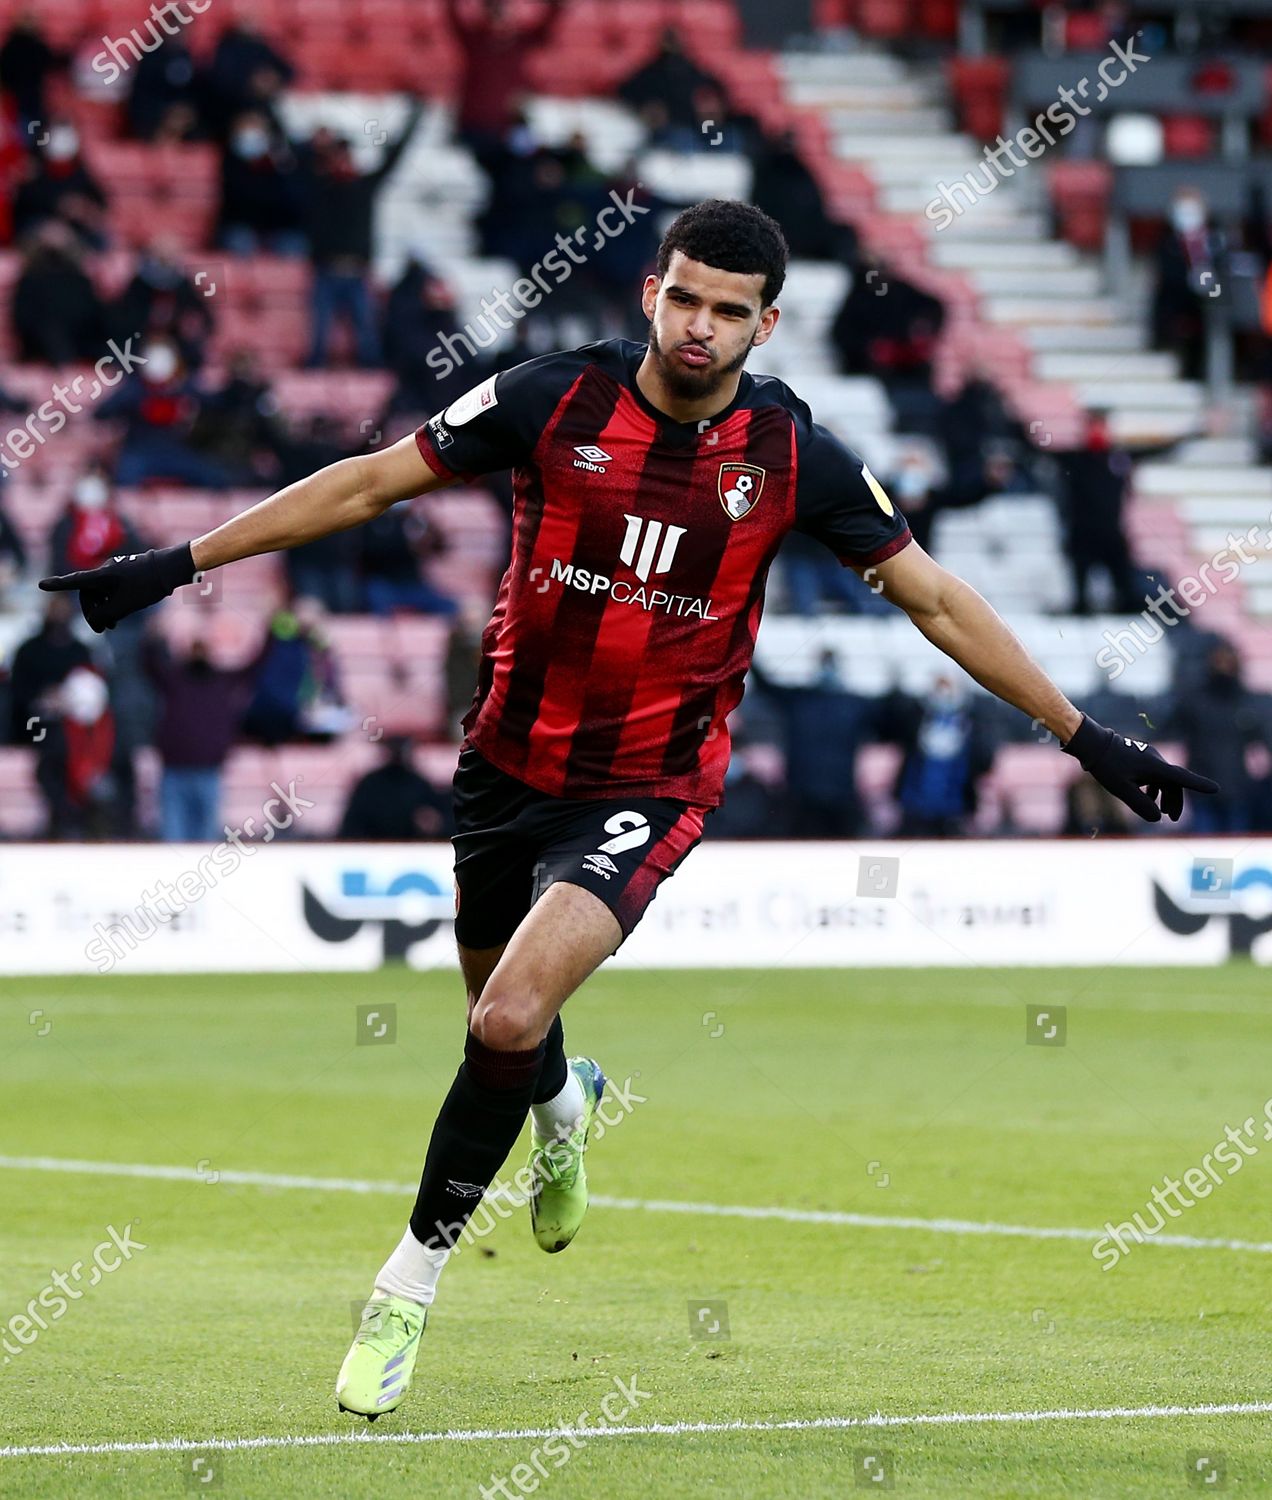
[41,199,1217,1418]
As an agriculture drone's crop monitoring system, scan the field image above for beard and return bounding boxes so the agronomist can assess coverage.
[647,322,753,403]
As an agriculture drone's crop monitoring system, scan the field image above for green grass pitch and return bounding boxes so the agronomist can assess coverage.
[3,965,1272,1498]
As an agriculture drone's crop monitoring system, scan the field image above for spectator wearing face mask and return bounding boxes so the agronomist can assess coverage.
[95,338,244,488]
[1166,641,1269,834]
[1151,188,1226,383]
[144,630,257,841]
[217,110,307,257]
[13,119,110,250]
[111,240,216,371]
[879,674,993,839]
[33,665,117,840]
[884,442,947,552]
[12,221,109,364]
[49,464,147,577]
[7,593,91,747]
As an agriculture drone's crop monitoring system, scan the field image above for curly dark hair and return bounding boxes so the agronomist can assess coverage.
[655,199,789,308]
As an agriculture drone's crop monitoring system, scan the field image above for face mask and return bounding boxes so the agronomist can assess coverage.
[74,475,110,510]
[143,344,179,383]
[45,126,79,161]
[233,128,269,160]
[1171,200,1205,234]
[895,467,929,499]
[62,668,108,725]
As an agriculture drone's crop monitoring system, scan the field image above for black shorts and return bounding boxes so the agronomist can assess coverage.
[450,744,707,950]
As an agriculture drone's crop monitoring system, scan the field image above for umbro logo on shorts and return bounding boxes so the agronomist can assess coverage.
[582,852,619,879]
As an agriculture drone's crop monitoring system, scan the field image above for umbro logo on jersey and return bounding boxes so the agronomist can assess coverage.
[582,852,619,879]
[573,444,613,473]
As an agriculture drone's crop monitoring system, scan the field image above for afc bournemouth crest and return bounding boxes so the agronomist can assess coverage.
[718,462,765,520]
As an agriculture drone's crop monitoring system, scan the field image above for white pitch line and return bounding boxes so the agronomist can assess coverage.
[4,1402,1272,1461]
[3,1155,1272,1256]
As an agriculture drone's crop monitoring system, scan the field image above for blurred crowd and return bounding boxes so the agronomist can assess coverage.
[0,0,1269,842]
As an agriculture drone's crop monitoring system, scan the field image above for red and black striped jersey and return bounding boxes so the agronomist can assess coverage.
[415,338,911,807]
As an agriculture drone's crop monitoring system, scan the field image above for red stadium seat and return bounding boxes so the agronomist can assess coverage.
[1162,115,1217,159]
[947,56,1009,143]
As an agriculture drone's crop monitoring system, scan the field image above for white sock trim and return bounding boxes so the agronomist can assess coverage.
[530,1066,586,1142]
[373,1226,451,1307]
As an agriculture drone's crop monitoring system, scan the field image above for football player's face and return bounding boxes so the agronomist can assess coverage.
[643,252,779,402]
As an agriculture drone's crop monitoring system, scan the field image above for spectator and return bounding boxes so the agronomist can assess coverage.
[0,484,26,604]
[360,501,459,618]
[339,736,454,839]
[1063,774,1131,837]
[126,34,203,141]
[242,599,353,745]
[750,129,857,264]
[12,222,108,363]
[190,349,290,486]
[1052,410,1145,616]
[206,18,294,139]
[830,258,945,398]
[216,109,307,256]
[33,665,117,839]
[111,240,215,370]
[7,593,91,746]
[302,104,424,367]
[779,529,888,616]
[1151,187,1225,382]
[618,28,724,148]
[49,462,147,578]
[937,376,1030,503]
[447,0,566,157]
[383,259,472,417]
[747,648,871,837]
[95,337,244,489]
[0,9,63,129]
[1167,640,1269,834]
[878,675,993,838]
[13,120,109,250]
[884,439,947,551]
[144,631,255,841]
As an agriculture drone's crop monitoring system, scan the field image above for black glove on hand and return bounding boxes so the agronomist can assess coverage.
[40,542,198,633]
[1062,713,1218,823]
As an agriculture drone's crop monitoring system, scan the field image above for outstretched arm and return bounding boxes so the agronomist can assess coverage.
[41,436,449,630]
[863,541,1218,822]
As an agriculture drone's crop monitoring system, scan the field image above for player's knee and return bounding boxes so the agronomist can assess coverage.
[468,984,549,1052]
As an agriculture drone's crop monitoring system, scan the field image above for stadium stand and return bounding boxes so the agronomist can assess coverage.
[0,0,1269,842]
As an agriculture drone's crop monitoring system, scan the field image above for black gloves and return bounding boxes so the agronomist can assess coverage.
[40,542,198,633]
[1063,713,1218,822]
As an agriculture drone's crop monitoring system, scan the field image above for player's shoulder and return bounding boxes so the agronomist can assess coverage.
[488,337,637,406]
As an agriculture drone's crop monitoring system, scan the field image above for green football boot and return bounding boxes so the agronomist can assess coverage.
[336,1294,426,1420]
[528,1056,607,1254]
